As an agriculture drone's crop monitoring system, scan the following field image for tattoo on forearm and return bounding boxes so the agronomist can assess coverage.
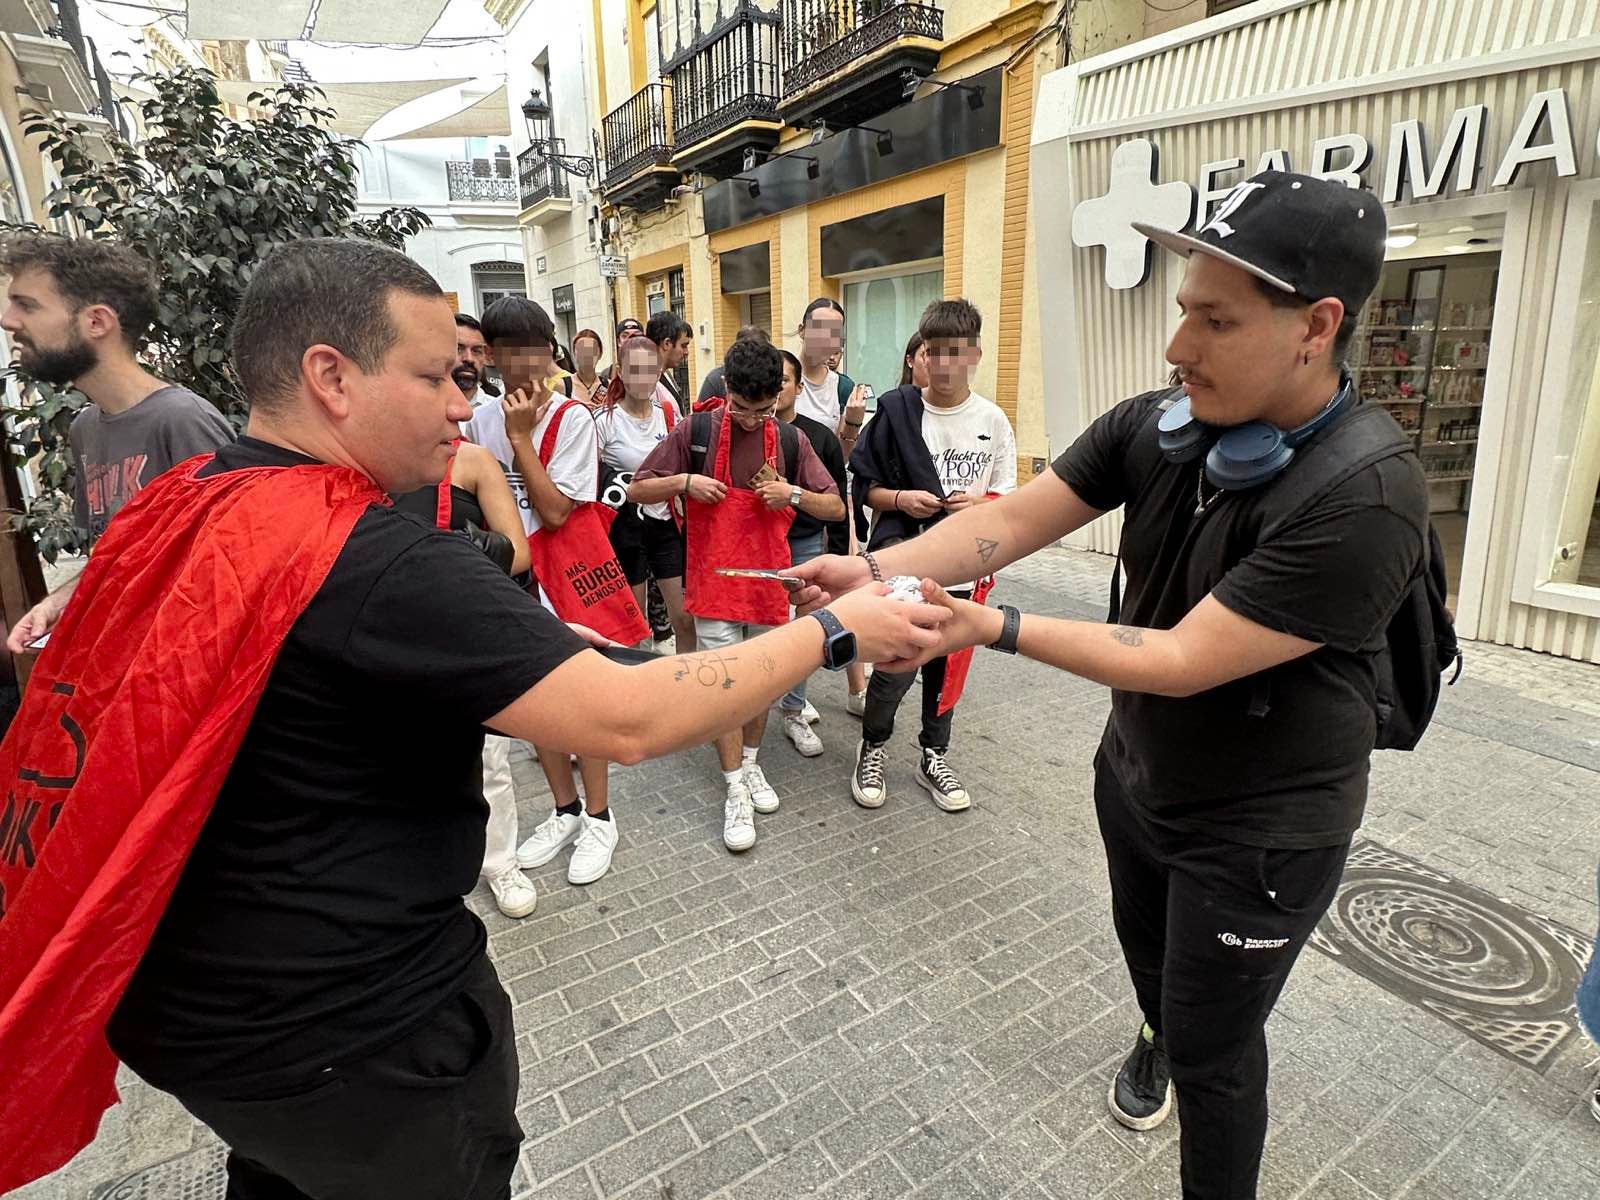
[1110,626,1145,647]
[755,650,776,676]
[672,653,737,689]
[975,537,999,565]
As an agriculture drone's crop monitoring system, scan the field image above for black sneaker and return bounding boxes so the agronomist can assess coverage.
[1108,1025,1173,1131]
[916,747,971,812]
[851,740,888,809]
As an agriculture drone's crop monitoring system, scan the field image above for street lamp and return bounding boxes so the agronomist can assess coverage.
[520,87,595,181]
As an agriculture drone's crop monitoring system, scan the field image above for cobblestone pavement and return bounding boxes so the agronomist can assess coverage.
[17,546,1600,1200]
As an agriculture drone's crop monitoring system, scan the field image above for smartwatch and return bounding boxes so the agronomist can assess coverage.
[808,609,857,671]
[789,486,803,510]
[988,605,1022,655]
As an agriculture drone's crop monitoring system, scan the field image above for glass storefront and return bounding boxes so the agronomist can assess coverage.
[841,266,943,405]
[1352,215,1504,603]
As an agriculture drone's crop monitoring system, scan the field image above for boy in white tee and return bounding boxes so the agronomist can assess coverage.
[465,298,617,891]
[851,298,1016,813]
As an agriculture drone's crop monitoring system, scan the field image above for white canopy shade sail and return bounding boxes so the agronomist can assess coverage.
[211,77,510,141]
[184,0,452,44]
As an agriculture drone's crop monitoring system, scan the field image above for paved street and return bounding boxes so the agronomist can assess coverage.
[17,545,1600,1200]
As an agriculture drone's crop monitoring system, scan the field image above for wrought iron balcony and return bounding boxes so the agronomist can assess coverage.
[446,159,519,204]
[778,0,943,129]
[516,144,574,222]
[668,1,782,178]
[50,0,88,70]
[599,82,680,211]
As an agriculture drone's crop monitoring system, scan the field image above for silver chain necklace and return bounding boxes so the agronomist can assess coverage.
[1194,467,1218,518]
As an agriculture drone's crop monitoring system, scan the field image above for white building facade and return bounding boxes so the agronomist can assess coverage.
[356,135,525,318]
[490,0,615,352]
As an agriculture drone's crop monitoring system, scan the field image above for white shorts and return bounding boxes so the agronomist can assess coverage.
[693,617,777,651]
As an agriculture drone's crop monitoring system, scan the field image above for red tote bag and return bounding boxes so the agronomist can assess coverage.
[525,401,650,645]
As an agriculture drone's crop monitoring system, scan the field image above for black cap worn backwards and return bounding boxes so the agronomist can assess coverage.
[1133,170,1387,318]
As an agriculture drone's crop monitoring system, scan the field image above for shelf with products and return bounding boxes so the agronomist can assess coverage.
[1424,472,1475,484]
[1358,366,1428,373]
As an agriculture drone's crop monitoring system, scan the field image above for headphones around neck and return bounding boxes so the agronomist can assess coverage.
[1157,377,1355,491]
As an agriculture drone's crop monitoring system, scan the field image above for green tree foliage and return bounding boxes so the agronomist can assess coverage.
[5,64,429,561]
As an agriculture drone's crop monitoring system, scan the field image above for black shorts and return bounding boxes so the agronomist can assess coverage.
[609,506,685,586]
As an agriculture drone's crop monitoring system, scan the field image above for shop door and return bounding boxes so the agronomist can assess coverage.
[744,291,773,338]
[842,268,943,407]
[667,267,689,399]
[1351,216,1505,605]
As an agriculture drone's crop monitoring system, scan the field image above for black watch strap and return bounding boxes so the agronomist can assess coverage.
[988,605,1022,655]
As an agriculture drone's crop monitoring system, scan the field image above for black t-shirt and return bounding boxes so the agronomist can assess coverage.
[1053,392,1427,848]
[108,438,586,1096]
[789,413,849,554]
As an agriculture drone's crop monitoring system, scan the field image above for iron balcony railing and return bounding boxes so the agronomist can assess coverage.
[601,81,674,187]
[669,2,781,151]
[50,0,89,70]
[446,159,519,204]
[779,0,943,98]
[516,145,573,209]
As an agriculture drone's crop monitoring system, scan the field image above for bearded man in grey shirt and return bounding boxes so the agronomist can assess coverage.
[1,234,234,652]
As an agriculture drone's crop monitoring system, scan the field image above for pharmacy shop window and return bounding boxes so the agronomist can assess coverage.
[1519,181,1600,613]
[1351,213,1505,605]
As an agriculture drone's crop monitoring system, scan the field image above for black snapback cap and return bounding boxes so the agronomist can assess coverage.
[1133,170,1387,318]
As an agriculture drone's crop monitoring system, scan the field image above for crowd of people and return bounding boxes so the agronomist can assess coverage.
[0,168,1594,1200]
[433,287,1016,890]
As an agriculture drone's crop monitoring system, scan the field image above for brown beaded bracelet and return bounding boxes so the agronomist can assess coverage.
[859,550,884,583]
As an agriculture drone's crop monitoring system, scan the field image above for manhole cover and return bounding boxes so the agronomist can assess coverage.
[90,1143,226,1200]
[1312,840,1593,1071]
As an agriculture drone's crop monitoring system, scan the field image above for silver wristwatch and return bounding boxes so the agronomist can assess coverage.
[789,486,803,509]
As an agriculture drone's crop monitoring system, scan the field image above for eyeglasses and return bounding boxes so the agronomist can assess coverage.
[729,403,776,420]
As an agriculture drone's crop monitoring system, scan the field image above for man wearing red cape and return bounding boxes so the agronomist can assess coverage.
[0,238,950,1199]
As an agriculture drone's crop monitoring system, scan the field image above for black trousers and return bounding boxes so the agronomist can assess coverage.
[1093,754,1349,1200]
[860,589,970,750]
[175,955,522,1200]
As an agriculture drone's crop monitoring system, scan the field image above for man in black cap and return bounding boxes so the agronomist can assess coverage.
[786,172,1429,1199]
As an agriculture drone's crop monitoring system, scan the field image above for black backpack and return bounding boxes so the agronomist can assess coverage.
[1252,403,1462,750]
[1111,399,1462,751]
[689,411,802,485]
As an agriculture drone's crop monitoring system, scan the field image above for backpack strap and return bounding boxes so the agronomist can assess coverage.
[1256,404,1416,540]
[689,410,712,477]
[777,420,802,485]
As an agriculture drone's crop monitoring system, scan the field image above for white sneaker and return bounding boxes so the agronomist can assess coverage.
[655,634,677,657]
[516,809,582,869]
[744,762,780,813]
[568,813,618,885]
[782,711,824,757]
[723,782,756,852]
[486,867,537,918]
[852,740,888,808]
[802,701,821,724]
[845,690,867,717]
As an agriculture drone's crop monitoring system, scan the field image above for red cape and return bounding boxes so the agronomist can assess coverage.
[0,454,382,1192]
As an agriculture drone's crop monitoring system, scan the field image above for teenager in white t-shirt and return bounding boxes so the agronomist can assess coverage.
[852,298,1015,816]
[796,297,872,709]
[594,335,693,653]
[470,298,618,891]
